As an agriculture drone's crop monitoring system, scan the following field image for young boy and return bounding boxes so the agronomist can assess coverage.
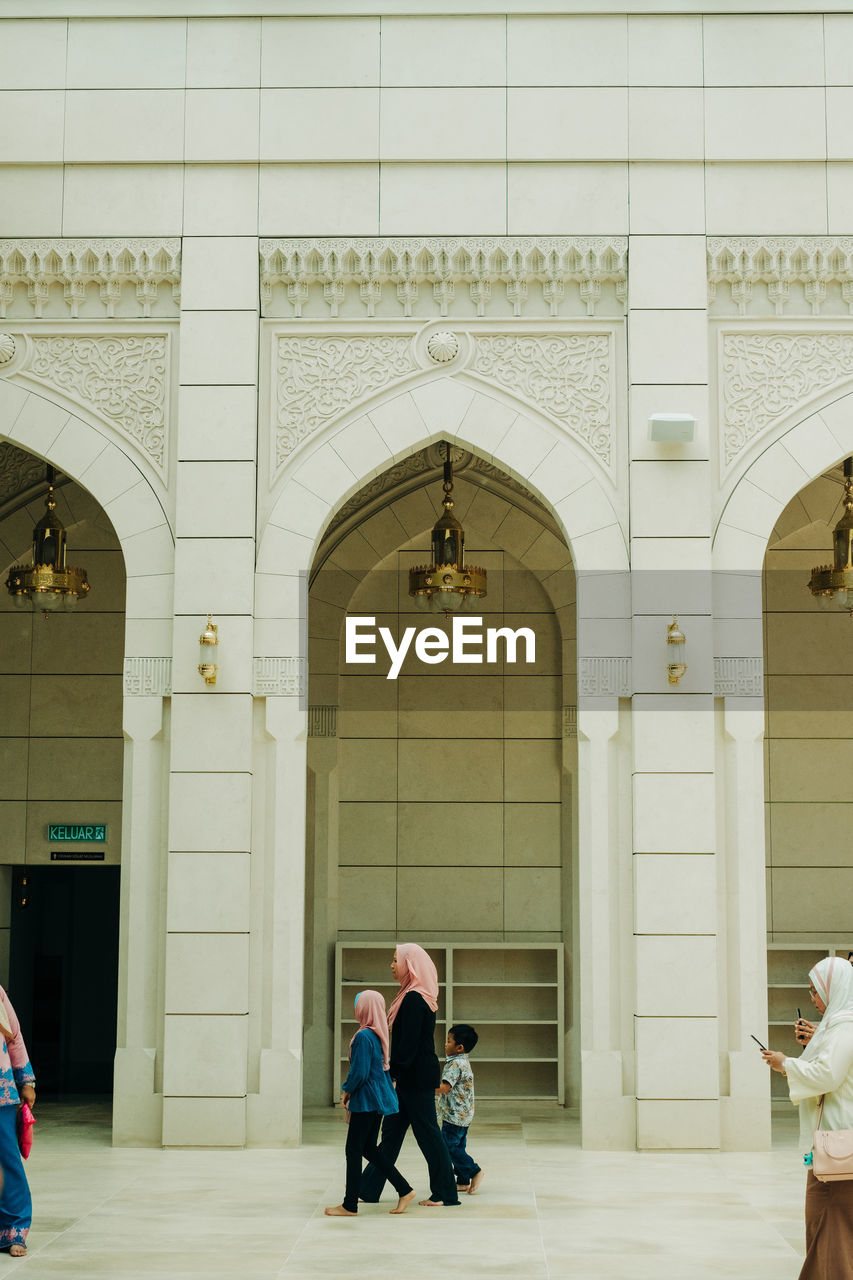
[436,1023,483,1194]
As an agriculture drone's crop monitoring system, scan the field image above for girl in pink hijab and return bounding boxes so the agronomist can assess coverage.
[360,944,459,1208]
[325,990,415,1218]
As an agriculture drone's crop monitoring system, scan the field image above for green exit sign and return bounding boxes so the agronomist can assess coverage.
[47,824,106,842]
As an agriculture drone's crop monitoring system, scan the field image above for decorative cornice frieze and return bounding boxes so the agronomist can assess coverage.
[0,239,181,320]
[578,657,631,699]
[470,333,612,467]
[708,238,853,318]
[21,333,170,474]
[253,656,307,697]
[714,657,763,698]
[308,705,338,737]
[123,657,172,697]
[720,331,853,470]
[260,237,627,321]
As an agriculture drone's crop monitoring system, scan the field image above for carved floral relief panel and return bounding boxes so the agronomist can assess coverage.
[275,334,416,467]
[0,327,173,483]
[269,323,617,483]
[470,334,612,467]
[718,328,853,478]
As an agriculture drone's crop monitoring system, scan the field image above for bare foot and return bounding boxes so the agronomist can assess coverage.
[390,1190,416,1214]
[418,1198,444,1206]
[457,1183,471,1191]
[468,1170,484,1194]
[8,1245,26,1257]
[324,1205,357,1217]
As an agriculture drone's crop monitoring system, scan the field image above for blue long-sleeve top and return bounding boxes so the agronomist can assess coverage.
[341,1028,399,1115]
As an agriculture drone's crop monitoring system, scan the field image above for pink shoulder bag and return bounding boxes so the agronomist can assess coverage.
[812,1096,853,1182]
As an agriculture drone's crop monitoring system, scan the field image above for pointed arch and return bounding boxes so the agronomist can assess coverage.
[0,378,174,637]
[258,376,627,599]
[714,385,853,571]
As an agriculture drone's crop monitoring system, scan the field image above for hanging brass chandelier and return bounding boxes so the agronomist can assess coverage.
[809,458,853,613]
[409,443,487,613]
[5,467,90,612]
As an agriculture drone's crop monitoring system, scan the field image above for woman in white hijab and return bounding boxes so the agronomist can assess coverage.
[763,955,853,1279]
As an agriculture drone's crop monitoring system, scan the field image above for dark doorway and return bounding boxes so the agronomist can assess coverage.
[8,867,120,1095]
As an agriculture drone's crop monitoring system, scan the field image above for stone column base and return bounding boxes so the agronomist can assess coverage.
[112,1047,162,1147]
[246,1049,302,1147]
[580,1050,635,1149]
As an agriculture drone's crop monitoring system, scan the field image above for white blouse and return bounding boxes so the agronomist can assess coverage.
[786,1022,853,1148]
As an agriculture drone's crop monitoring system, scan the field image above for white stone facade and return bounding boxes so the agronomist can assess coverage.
[2,1,853,1152]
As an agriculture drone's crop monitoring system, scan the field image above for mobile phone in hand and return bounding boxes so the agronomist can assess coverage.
[750,1034,767,1051]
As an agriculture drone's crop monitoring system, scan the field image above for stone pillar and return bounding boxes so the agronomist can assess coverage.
[719,696,771,1150]
[161,234,259,1146]
[628,229,720,1149]
[578,699,636,1149]
[575,558,634,1148]
[245,696,308,1145]
[302,714,339,1109]
[113,695,167,1146]
[561,706,580,1111]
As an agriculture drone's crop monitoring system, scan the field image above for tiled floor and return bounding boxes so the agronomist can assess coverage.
[11,1100,805,1278]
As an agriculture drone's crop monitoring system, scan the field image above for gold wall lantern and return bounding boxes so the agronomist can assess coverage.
[809,458,853,613]
[666,616,687,685]
[4,467,90,613]
[198,615,218,685]
[408,442,487,614]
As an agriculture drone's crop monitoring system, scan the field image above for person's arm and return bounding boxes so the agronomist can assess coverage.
[341,1031,372,1100]
[1,992,35,1106]
[389,994,424,1075]
[784,1027,853,1102]
[436,1059,458,1096]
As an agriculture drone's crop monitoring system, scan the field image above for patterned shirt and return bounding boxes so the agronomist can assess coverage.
[437,1053,475,1127]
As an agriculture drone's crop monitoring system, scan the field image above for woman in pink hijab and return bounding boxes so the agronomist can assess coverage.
[325,990,415,1218]
[359,944,459,1207]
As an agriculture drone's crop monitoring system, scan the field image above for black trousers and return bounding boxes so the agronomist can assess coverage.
[359,1084,460,1205]
[343,1111,413,1213]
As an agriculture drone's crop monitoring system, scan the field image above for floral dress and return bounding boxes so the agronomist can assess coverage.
[0,986,36,1251]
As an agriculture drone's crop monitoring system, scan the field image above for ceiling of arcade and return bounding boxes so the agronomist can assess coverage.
[0,441,58,518]
[768,463,847,552]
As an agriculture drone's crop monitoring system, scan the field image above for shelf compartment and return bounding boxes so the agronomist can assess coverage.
[467,1023,558,1060]
[767,948,832,985]
[341,992,446,1020]
[471,1060,558,1098]
[769,987,810,1023]
[341,946,447,982]
[338,983,445,993]
[453,948,558,985]
[473,1057,558,1063]
[453,985,558,1023]
[453,981,558,988]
